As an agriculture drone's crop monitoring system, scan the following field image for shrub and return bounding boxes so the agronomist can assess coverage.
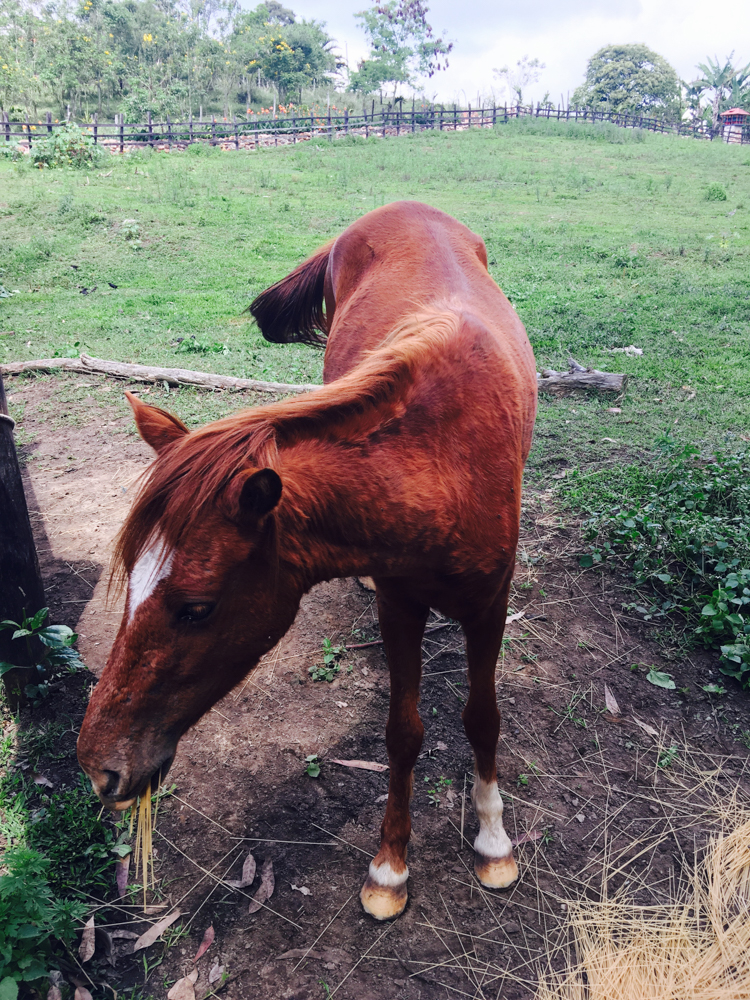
[0,846,87,989]
[31,124,105,169]
[564,440,750,684]
[705,182,727,201]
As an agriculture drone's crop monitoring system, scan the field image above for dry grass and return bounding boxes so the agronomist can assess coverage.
[536,815,750,1000]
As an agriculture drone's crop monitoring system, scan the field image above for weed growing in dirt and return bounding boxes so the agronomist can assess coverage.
[304,754,321,778]
[308,639,345,682]
[424,775,453,806]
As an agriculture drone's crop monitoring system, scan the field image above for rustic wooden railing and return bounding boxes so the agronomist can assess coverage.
[1,103,748,152]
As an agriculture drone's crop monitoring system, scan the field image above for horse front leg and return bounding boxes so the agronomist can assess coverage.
[461,581,518,890]
[360,582,428,920]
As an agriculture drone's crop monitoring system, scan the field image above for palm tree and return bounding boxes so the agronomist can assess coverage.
[696,54,737,131]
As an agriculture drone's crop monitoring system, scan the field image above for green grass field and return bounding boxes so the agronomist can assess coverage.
[2,119,750,478]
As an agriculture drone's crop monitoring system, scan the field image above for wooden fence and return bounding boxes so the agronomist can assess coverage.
[2,102,748,153]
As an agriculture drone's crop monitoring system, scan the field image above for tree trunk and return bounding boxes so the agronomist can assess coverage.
[0,375,45,708]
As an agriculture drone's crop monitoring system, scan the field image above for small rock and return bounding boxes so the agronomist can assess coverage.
[649,804,659,815]
[575,813,585,823]
[501,921,520,934]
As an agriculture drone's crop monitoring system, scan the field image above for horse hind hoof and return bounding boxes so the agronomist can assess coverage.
[360,875,408,921]
[475,852,518,889]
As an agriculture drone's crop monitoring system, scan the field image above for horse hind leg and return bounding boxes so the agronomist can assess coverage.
[360,582,428,920]
[461,592,518,890]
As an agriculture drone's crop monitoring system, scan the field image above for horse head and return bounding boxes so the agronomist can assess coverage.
[77,393,297,810]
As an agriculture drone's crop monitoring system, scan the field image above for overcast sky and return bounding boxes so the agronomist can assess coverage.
[277,0,750,105]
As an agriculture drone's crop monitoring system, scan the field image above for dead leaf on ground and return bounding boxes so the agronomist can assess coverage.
[95,927,115,966]
[167,970,198,1000]
[506,611,526,623]
[47,987,62,1000]
[226,851,256,889]
[330,758,388,772]
[604,684,621,716]
[291,884,311,895]
[74,989,94,1000]
[511,830,542,847]
[79,916,96,962]
[133,910,182,951]
[111,929,140,940]
[115,854,130,897]
[33,774,54,788]
[208,963,225,984]
[632,716,659,738]
[434,741,448,752]
[193,923,215,961]
[248,859,275,914]
[607,407,622,414]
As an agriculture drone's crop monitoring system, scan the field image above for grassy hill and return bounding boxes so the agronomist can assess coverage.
[1,119,749,478]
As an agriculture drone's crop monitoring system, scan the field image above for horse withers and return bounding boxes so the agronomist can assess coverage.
[77,201,537,921]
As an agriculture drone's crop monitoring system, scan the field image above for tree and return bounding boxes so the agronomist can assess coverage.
[348,1,452,98]
[572,43,680,116]
[695,54,750,130]
[493,55,544,106]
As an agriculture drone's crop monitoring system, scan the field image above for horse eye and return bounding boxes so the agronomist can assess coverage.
[179,603,215,623]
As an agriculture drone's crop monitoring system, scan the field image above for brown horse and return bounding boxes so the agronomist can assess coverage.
[77,201,537,921]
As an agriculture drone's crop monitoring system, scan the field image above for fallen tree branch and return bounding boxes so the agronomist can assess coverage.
[0,353,317,395]
[1,353,627,400]
[537,357,626,395]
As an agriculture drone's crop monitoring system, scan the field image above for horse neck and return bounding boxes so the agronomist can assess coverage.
[273,431,417,586]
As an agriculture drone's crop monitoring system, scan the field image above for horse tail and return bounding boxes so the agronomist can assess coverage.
[249,241,333,346]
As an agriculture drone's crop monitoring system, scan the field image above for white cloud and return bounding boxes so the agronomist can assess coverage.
[277,0,750,104]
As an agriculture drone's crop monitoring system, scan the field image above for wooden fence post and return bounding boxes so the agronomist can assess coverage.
[233,115,239,149]
[93,112,98,145]
[119,113,125,154]
[148,110,154,148]
[46,111,52,134]
[211,114,216,146]
[0,375,46,709]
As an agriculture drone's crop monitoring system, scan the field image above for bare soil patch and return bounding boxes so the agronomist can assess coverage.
[9,375,750,1000]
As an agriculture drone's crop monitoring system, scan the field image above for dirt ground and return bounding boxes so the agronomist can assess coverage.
[9,373,750,1000]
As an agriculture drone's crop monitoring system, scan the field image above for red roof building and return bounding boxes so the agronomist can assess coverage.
[720,108,749,125]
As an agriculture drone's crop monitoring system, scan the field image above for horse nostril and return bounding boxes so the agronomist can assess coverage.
[102,770,121,798]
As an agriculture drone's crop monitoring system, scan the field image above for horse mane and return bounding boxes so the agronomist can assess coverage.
[112,309,462,588]
[249,241,333,346]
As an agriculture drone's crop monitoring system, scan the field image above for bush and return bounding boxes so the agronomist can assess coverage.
[0,847,86,989]
[31,124,105,169]
[705,182,727,201]
[564,440,750,683]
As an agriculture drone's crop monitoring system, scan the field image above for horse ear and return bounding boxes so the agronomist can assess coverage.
[237,468,283,522]
[126,391,189,454]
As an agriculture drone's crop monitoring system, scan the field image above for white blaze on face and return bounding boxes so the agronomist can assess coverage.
[472,775,513,860]
[128,537,174,622]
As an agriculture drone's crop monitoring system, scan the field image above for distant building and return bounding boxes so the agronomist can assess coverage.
[719,107,749,144]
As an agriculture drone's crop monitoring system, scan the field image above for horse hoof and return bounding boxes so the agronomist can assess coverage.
[474,852,518,889]
[360,876,408,920]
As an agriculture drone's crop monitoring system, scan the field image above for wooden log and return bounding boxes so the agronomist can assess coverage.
[0,354,319,394]
[537,357,626,396]
[0,374,46,707]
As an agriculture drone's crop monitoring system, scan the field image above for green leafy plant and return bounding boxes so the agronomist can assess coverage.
[0,846,87,988]
[31,124,104,169]
[308,638,345,682]
[646,668,675,689]
[0,608,83,699]
[305,754,321,778]
[572,443,750,685]
[657,745,679,768]
[424,775,453,806]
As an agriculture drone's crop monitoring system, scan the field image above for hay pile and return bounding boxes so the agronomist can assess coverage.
[536,817,750,1000]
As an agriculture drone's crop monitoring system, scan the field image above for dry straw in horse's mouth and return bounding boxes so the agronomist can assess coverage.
[129,780,156,908]
[535,817,750,1000]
